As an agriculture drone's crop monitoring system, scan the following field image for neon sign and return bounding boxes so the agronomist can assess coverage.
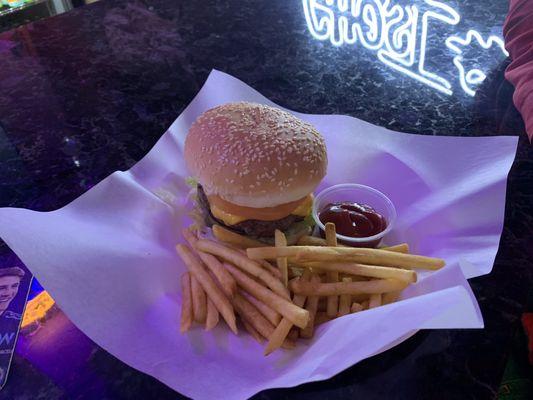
[302,0,509,96]
[445,30,508,96]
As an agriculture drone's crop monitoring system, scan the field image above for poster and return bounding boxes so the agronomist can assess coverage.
[0,249,31,389]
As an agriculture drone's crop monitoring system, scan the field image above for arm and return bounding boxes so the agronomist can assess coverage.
[504,0,533,141]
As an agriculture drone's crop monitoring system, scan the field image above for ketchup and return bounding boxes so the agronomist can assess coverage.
[318,202,386,247]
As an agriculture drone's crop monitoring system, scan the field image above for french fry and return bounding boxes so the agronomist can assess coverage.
[242,319,264,343]
[300,274,321,339]
[297,235,336,247]
[289,266,304,279]
[325,223,338,247]
[190,274,207,323]
[382,291,401,305]
[232,293,294,349]
[275,230,289,287]
[315,311,331,326]
[383,243,409,253]
[247,246,444,270]
[351,302,363,313]
[248,253,282,279]
[212,224,267,248]
[196,239,290,299]
[338,277,352,317]
[287,329,299,341]
[258,260,281,280]
[224,262,309,329]
[259,260,282,279]
[296,236,409,254]
[351,294,370,303]
[176,244,238,334]
[264,271,311,355]
[289,277,408,296]
[180,272,193,332]
[182,227,199,246]
[179,223,428,353]
[232,294,271,339]
[241,290,281,326]
[325,223,339,318]
[183,227,238,297]
[197,251,237,298]
[299,261,417,283]
[206,297,220,330]
[368,293,382,309]
[338,274,369,282]
[283,340,296,350]
[234,247,281,279]
[317,297,327,312]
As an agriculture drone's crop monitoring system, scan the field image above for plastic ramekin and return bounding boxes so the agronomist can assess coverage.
[312,183,397,247]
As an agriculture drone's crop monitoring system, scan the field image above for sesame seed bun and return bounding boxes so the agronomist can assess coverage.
[184,102,327,208]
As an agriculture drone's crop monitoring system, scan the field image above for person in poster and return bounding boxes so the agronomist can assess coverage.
[0,266,26,388]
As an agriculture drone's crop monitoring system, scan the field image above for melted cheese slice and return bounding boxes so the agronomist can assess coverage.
[210,194,313,226]
[291,194,314,217]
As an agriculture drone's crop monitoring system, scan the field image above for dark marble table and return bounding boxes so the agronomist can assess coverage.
[0,0,532,399]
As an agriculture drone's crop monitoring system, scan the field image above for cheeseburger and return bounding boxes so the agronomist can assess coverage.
[185,102,327,242]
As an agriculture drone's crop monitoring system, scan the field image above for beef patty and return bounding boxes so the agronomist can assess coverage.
[197,185,303,238]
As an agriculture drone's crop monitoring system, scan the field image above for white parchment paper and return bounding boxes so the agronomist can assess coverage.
[0,70,518,399]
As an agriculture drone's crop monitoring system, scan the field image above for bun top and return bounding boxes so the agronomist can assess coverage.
[184,102,327,208]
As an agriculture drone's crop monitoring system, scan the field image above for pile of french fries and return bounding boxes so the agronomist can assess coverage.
[176,223,445,355]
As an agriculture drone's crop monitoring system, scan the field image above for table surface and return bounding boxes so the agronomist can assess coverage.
[0,0,532,399]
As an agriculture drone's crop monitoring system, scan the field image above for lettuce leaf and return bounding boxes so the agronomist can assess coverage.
[185,176,198,187]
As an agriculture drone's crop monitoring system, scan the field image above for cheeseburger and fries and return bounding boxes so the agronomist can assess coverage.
[176,102,445,355]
